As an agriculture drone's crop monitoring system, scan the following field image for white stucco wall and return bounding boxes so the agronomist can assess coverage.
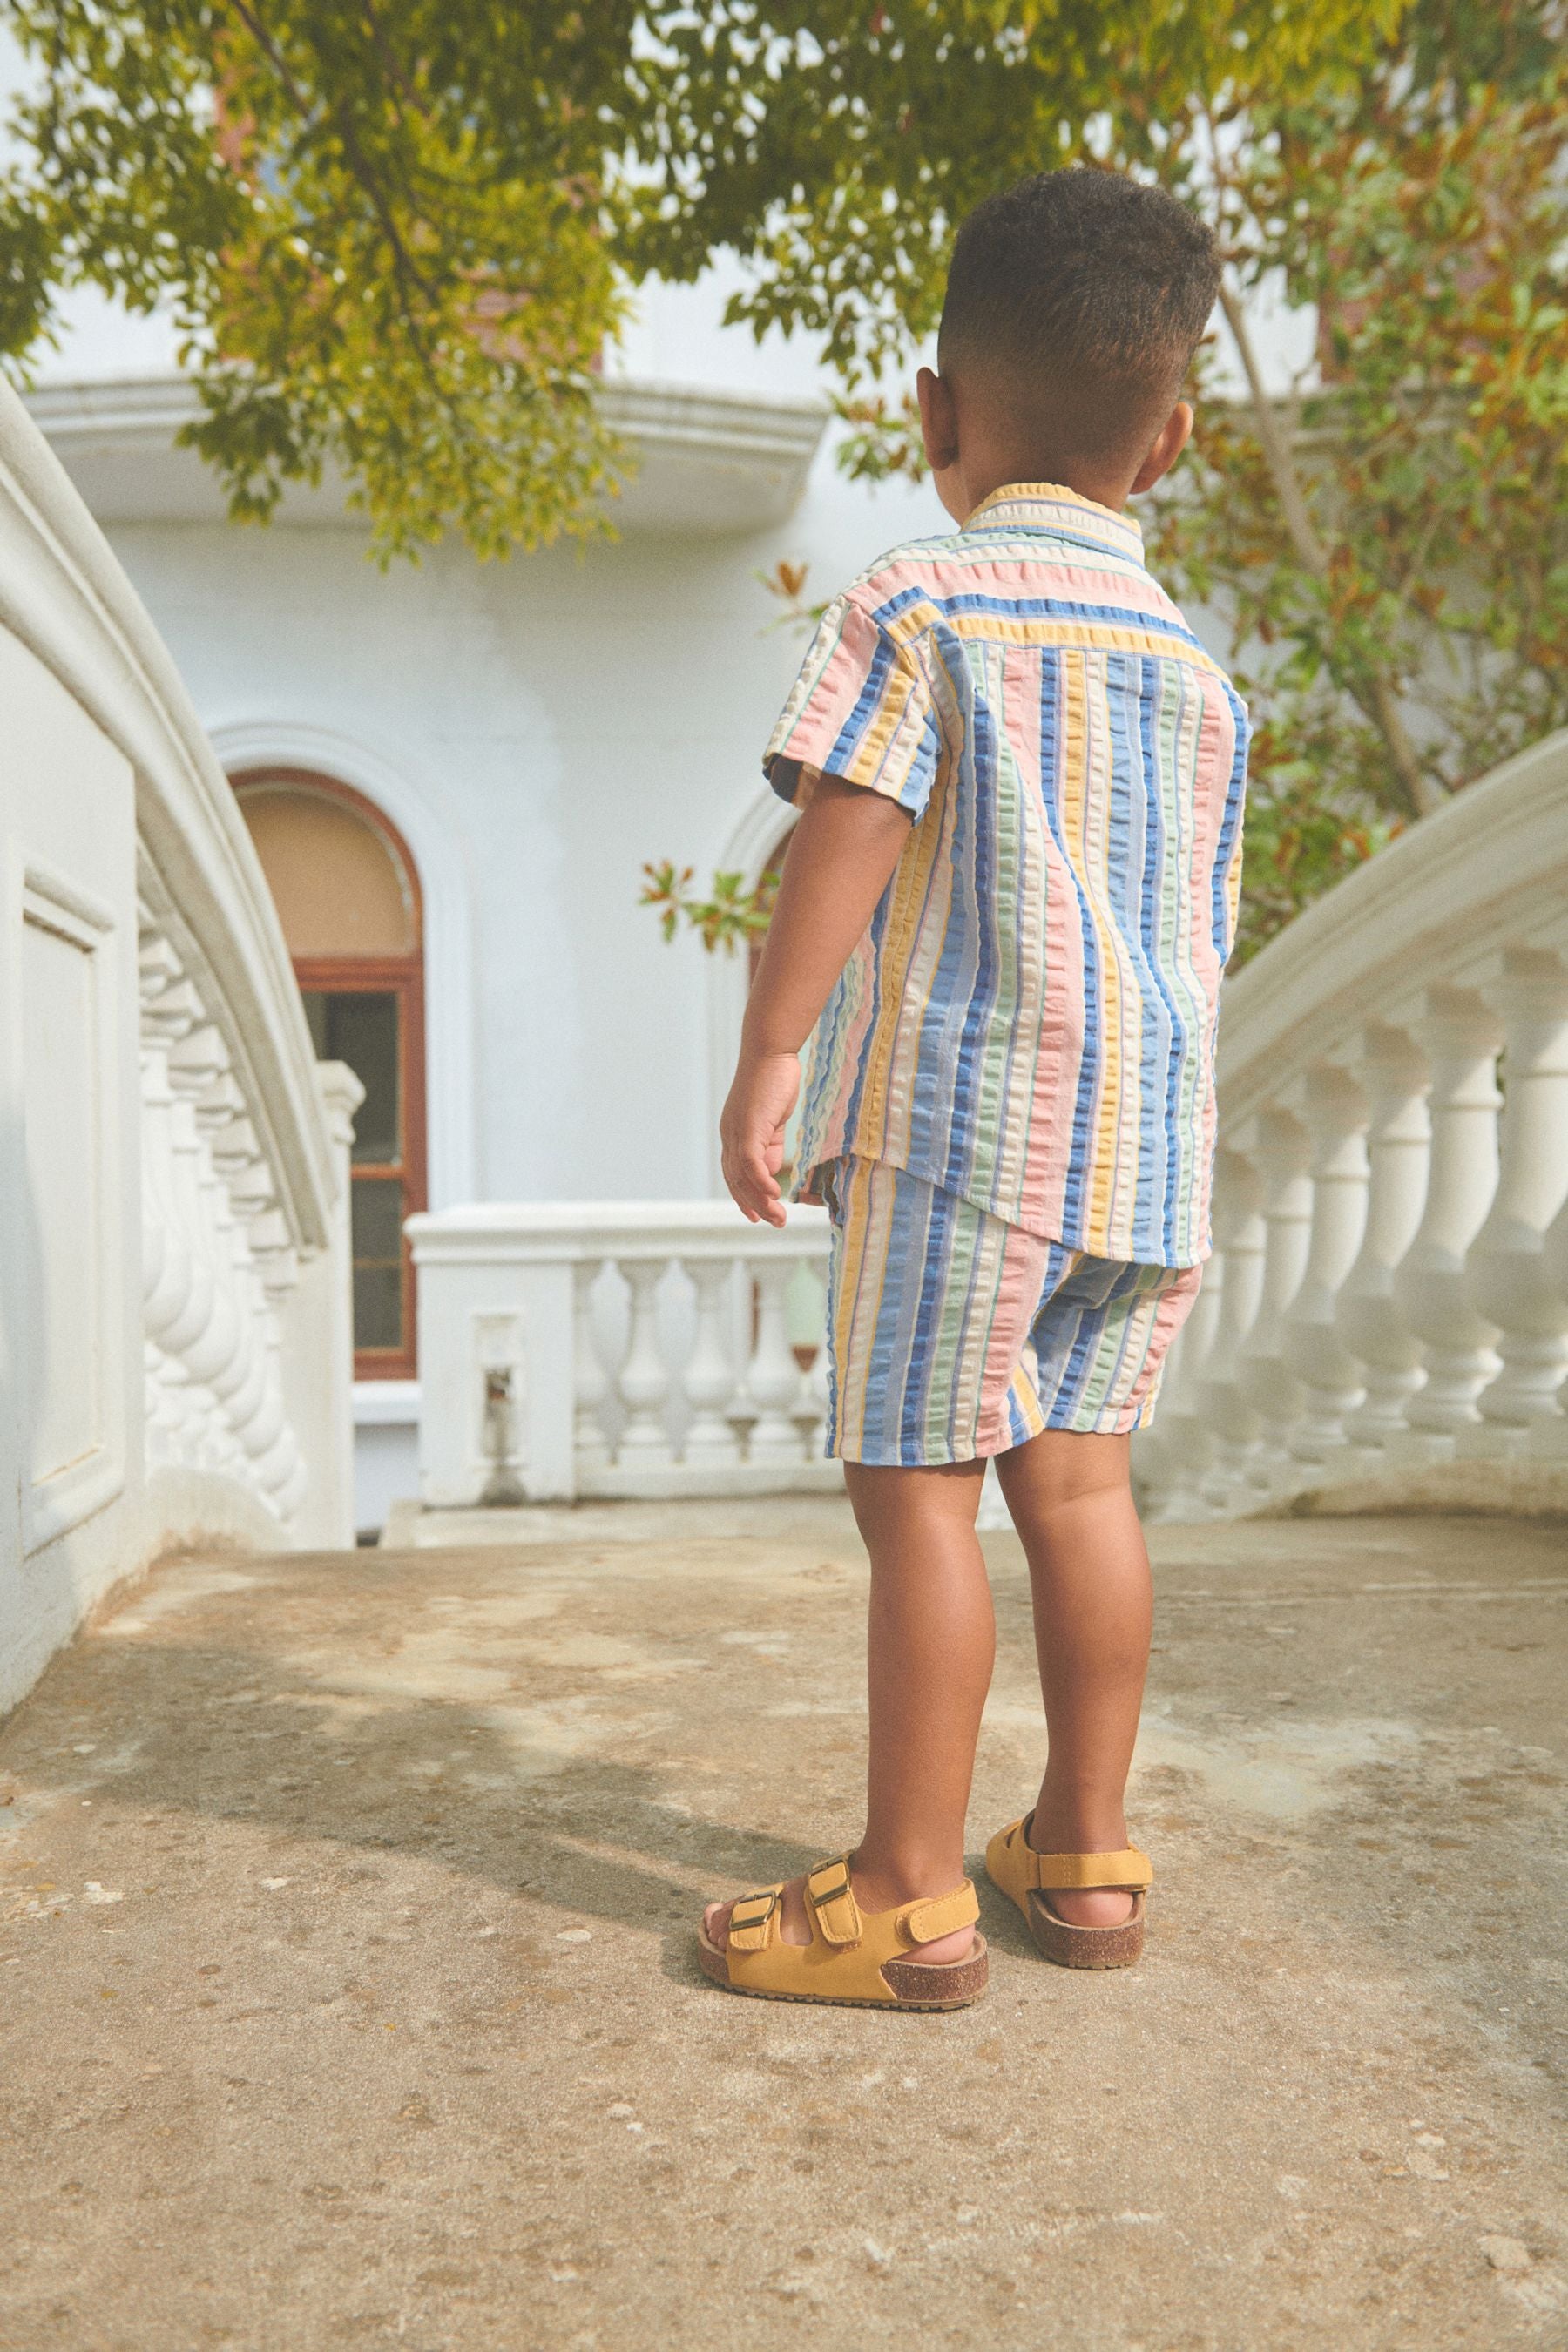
[93,451,941,1208]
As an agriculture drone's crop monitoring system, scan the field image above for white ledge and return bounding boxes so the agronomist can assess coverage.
[407,1197,830,1265]
[24,371,829,537]
[1218,727,1568,1129]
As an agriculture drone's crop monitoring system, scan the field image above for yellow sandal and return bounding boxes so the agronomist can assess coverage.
[986,1814,1152,1970]
[698,1855,989,2010]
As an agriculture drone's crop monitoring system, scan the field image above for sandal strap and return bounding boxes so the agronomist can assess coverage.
[727,1864,982,1963]
[898,1881,980,1945]
[726,1881,785,1951]
[805,1855,862,1947]
[1025,1847,1152,1890]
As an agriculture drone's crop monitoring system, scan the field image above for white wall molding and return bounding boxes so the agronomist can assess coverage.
[208,717,477,1209]
[27,372,828,537]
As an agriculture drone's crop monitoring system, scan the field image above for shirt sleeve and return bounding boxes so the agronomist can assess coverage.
[762,592,942,821]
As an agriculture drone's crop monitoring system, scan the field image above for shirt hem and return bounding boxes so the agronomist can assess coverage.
[791,1146,1213,1272]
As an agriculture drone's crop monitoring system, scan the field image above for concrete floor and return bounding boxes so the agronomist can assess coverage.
[0,1499,1564,2350]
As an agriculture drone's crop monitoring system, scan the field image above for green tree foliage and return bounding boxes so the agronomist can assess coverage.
[1163,0,1568,854]
[639,858,780,955]
[2,0,1399,563]
[6,3,1555,957]
[0,1,643,558]
[773,0,1567,952]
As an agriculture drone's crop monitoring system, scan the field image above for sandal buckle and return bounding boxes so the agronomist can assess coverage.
[807,1860,851,1909]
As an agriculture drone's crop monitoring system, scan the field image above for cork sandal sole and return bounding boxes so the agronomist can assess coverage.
[1027,1889,1145,1970]
[697,1926,990,2011]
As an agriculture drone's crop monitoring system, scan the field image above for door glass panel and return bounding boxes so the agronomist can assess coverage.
[301,990,401,1165]
[350,1174,405,1351]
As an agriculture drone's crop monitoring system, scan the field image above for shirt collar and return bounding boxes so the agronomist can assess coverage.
[961,483,1145,561]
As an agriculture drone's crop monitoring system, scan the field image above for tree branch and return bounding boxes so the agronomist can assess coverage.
[1218,279,1444,820]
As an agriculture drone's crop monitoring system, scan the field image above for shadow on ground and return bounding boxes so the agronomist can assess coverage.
[0,1505,1563,2349]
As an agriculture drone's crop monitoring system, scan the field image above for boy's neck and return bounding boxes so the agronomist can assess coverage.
[961,454,1135,518]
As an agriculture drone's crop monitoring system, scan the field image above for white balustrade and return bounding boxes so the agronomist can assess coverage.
[571,1260,612,1475]
[1526,1190,1568,1461]
[1386,989,1504,1457]
[1196,1143,1267,1511]
[409,1202,838,1506]
[1136,728,1568,1519]
[137,897,339,1530]
[1281,1063,1370,1469]
[1235,1106,1314,1497]
[2,376,359,1717]
[1335,1024,1431,1462]
[1460,952,1568,1454]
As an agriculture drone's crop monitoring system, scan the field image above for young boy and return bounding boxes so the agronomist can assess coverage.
[698,169,1246,2008]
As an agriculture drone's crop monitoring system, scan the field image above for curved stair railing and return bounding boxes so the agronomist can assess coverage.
[1133,728,1568,1520]
[0,380,359,1713]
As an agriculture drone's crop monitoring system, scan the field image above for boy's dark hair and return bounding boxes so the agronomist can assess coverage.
[939,170,1220,465]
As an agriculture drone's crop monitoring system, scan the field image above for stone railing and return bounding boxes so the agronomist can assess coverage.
[1134,729,1568,1520]
[408,1203,838,1505]
[0,378,358,1715]
[138,889,362,1531]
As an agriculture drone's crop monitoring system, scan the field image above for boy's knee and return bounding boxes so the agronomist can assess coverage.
[844,1457,988,1535]
[996,1429,1133,1512]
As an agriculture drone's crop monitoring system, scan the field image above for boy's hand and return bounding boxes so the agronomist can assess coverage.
[720,1050,800,1227]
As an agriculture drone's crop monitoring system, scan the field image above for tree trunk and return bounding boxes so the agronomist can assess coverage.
[1217,283,1443,821]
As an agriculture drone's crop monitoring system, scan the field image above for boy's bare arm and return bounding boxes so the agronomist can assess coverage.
[721,770,911,1226]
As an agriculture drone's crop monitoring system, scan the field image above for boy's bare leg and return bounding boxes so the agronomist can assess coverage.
[704,1459,991,1965]
[993,1429,1151,1929]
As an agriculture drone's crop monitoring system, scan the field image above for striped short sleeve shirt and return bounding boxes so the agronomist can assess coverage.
[763,483,1248,1269]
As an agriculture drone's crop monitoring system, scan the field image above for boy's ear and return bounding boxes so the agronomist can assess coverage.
[916,366,960,475]
[1129,400,1193,495]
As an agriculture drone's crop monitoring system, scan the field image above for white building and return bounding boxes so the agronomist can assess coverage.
[5,270,1565,1739]
[24,280,962,1531]
[16,249,1564,1574]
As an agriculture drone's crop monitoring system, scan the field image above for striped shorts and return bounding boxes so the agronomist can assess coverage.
[821,1155,1203,1468]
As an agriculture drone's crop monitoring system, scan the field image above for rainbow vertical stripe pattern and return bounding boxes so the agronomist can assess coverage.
[764,483,1249,1268]
[824,1152,1204,1459]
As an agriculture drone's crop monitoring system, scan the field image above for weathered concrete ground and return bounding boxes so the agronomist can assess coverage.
[0,1499,1564,2351]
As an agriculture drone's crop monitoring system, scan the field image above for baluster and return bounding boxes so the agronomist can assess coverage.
[682,1259,742,1467]
[139,933,201,1351]
[791,1263,833,1460]
[571,1260,612,1474]
[1524,1189,1568,1460]
[1197,1139,1268,1510]
[1142,1246,1225,1520]
[1335,1023,1432,1465]
[616,1259,675,1466]
[743,1258,808,1466]
[1386,988,1504,1458]
[1461,952,1568,1453]
[174,1031,245,1407]
[198,1087,263,1447]
[1281,1063,1371,1469]
[159,1024,223,1410]
[1238,1105,1314,1494]
[212,1123,274,1452]
[1131,1310,1191,1510]
[245,1213,300,1512]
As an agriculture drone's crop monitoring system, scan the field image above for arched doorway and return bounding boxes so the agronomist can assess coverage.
[232,769,427,1381]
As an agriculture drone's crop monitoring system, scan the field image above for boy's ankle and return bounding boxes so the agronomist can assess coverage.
[1026,1802,1129,1861]
[848,1847,967,1908]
